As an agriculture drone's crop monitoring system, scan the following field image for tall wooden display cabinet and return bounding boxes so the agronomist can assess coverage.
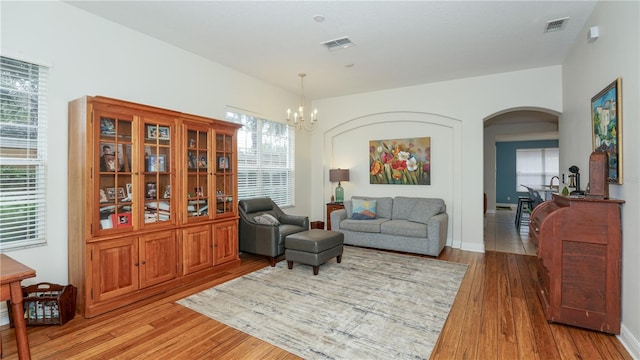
[68,96,241,317]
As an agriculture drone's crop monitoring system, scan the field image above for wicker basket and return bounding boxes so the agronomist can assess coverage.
[7,282,77,326]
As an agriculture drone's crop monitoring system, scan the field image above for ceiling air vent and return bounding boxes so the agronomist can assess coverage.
[545,17,569,33]
[321,36,354,51]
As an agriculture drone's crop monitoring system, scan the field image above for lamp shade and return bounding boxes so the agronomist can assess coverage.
[329,169,350,182]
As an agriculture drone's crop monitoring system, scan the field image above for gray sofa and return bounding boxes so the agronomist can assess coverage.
[330,196,448,256]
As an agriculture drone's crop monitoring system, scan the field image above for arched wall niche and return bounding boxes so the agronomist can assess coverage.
[322,111,463,248]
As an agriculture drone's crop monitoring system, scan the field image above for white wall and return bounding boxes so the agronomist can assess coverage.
[562,1,640,356]
[0,1,310,321]
[310,66,563,253]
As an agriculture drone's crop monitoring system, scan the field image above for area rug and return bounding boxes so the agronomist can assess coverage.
[177,246,467,360]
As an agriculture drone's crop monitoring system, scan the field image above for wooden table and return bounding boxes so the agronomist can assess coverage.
[1,254,36,359]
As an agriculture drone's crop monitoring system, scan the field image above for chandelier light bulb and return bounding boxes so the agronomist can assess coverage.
[286,73,318,132]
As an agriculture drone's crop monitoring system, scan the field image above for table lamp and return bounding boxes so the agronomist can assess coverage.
[329,168,350,203]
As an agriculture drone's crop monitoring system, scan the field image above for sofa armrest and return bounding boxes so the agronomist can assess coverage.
[426,212,448,250]
[330,209,347,230]
[279,214,309,229]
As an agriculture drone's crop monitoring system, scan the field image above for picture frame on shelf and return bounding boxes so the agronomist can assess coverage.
[591,77,623,184]
[106,187,117,200]
[106,187,126,200]
[198,155,207,169]
[188,138,196,148]
[110,213,132,228]
[217,156,229,170]
[187,152,197,169]
[147,125,170,140]
[100,144,118,172]
[163,184,171,199]
[146,182,157,199]
[99,189,108,203]
[147,154,166,172]
[158,126,170,140]
[100,117,115,136]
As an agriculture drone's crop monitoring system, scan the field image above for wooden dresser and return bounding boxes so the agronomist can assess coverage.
[529,194,624,334]
[326,203,345,230]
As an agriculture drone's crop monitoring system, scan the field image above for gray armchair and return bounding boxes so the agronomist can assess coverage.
[238,197,309,266]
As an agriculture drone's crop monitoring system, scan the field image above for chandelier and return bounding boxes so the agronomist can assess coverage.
[286,73,318,131]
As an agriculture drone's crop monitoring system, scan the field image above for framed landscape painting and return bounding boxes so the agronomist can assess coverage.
[369,137,431,185]
[591,78,622,184]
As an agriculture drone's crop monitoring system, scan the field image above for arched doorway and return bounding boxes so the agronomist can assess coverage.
[483,108,559,254]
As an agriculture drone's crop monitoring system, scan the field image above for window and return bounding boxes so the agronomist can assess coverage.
[516,148,558,192]
[226,111,295,207]
[0,56,48,251]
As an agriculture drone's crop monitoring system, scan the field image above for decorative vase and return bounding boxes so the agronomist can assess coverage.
[335,183,344,203]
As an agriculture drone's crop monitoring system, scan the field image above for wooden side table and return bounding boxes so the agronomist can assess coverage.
[326,202,345,230]
[1,254,36,359]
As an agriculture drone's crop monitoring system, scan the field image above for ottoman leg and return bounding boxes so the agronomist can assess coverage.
[313,266,319,275]
[287,260,293,269]
[337,255,342,263]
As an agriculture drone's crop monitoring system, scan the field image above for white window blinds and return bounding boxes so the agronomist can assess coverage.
[226,111,295,207]
[0,56,48,250]
[516,148,558,192]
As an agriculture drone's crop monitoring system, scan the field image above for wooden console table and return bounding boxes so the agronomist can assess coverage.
[1,254,36,359]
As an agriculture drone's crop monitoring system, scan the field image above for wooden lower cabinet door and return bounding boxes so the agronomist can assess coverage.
[182,225,213,275]
[139,230,178,288]
[213,220,238,265]
[90,237,139,303]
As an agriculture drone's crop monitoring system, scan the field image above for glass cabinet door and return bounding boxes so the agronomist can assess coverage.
[142,121,174,226]
[215,132,235,217]
[185,126,210,221]
[95,112,135,234]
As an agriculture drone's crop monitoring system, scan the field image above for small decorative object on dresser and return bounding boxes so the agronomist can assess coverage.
[587,150,609,199]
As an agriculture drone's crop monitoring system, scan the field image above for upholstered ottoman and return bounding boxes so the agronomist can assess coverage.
[285,229,344,275]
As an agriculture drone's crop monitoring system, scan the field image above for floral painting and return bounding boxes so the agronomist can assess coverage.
[369,137,431,185]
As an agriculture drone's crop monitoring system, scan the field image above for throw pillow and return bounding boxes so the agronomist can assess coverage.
[407,201,441,224]
[351,199,377,220]
[254,214,281,226]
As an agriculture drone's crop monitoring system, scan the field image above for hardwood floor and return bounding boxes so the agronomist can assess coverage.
[1,215,632,359]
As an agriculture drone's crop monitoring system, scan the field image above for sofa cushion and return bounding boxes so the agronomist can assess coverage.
[345,196,393,219]
[340,218,388,233]
[352,199,377,220]
[254,213,280,226]
[408,201,442,224]
[392,197,444,220]
[381,219,428,238]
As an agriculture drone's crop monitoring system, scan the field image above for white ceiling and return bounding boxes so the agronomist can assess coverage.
[65,1,597,100]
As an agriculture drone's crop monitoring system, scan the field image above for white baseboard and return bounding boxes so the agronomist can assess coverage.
[460,241,485,253]
[495,202,516,209]
[619,324,640,359]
